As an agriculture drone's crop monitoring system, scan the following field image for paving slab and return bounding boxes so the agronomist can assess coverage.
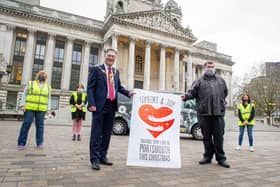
[0,121,280,186]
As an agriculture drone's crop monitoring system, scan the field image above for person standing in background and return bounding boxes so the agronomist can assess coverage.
[70,84,87,141]
[236,94,255,152]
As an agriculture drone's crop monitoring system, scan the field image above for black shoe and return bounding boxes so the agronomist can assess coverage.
[100,158,113,166]
[72,135,76,141]
[199,158,212,165]
[91,162,100,170]
[218,161,230,168]
[77,135,81,141]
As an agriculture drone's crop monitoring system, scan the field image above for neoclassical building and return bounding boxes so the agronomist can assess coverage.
[0,0,234,111]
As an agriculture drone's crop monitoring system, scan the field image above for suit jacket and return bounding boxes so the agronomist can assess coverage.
[87,64,130,112]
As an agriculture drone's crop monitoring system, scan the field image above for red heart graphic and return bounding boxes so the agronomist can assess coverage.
[138,104,175,138]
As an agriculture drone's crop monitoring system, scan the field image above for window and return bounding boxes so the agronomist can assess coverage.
[51,66,62,89]
[135,55,144,74]
[6,91,17,110]
[195,66,199,80]
[14,40,26,56]
[117,1,124,12]
[216,69,221,76]
[52,40,65,89]
[54,40,65,63]
[35,43,45,60]
[72,44,82,65]
[50,95,59,110]
[134,80,143,89]
[70,65,80,90]
[34,35,46,60]
[70,44,82,90]
[183,100,196,110]
[14,63,23,82]
[10,31,27,84]
[89,47,99,72]
[31,63,44,80]
[32,34,46,80]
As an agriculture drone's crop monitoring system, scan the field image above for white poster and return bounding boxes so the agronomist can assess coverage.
[127,89,182,168]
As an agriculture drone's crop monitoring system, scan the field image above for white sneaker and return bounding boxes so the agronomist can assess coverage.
[249,147,254,152]
[235,146,241,150]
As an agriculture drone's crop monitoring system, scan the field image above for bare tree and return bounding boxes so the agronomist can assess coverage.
[243,64,280,124]
[232,64,261,108]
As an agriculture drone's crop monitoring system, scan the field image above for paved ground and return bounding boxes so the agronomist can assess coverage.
[0,121,280,187]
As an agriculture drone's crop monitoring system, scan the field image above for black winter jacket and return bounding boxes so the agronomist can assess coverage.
[184,74,228,116]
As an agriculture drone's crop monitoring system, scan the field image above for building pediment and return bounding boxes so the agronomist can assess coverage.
[107,10,197,42]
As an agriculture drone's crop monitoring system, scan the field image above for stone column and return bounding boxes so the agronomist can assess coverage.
[192,65,196,81]
[80,42,90,87]
[182,55,188,92]
[44,33,55,85]
[186,55,193,89]
[61,37,74,90]
[225,71,232,107]
[99,44,104,65]
[127,37,135,90]
[112,33,118,51]
[143,41,151,90]
[228,71,233,107]
[181,61,186,92]
[21,28,36,85]
[0,24,15,83]
[159,45,166,90]
[198,65,203,77]
[112,33,118,68]
[0,24,14,65]
[174,48,180,91]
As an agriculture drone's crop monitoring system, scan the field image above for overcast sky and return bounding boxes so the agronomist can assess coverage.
[40,0,280,77]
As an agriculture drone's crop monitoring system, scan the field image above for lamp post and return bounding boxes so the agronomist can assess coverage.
[268,102,277,125]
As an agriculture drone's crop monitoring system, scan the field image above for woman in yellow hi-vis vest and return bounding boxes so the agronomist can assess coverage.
[236,94,255,152]
[69,84,87,141]
[17,71,51,150]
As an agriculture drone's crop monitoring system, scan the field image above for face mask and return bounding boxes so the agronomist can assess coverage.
[77,88,84,92]
[204,68,216,76]
[38,75,45,81]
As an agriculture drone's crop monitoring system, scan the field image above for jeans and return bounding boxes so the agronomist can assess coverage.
[17,110,46,146]
[238,125,254,146]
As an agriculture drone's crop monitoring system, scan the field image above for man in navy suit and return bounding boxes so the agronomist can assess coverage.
[87,48,133,170]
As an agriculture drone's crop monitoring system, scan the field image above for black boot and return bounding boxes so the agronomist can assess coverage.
[72,134,76,141]
[218,161,230,168]
[199,157,212,165]
[77,134,81,141]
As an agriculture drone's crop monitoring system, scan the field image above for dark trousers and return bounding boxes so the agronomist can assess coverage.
[17,110,45,146]
[90,99,115,163]
[199,116,226,162]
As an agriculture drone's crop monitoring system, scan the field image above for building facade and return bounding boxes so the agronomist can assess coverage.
[0,0,234,111]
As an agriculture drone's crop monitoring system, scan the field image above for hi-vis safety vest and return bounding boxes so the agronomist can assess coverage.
[71,92,87,113]
[25,81,51,112]
[238,103,255,126]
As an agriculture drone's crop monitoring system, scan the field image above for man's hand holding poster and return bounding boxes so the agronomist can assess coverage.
[127,89,182,168]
